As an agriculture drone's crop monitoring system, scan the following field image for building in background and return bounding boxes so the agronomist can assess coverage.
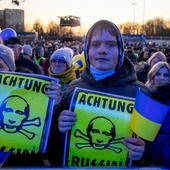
[0,8,24,32]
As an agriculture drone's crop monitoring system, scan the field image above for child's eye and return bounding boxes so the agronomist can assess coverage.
[90,42,99,47]
[106,42,117,47]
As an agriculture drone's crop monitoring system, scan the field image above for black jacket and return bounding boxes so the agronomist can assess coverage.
[58,57,149,112]
[49,57,151,166]
[15,54,44,74]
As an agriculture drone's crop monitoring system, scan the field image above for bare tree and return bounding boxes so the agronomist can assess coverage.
[45,21,60,40]
[119,22,142,34]
[145,17,166,36]
[32,19,44,37]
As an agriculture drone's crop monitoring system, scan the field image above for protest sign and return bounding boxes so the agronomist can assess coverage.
[0,72,58,155]
[64,87,135,167]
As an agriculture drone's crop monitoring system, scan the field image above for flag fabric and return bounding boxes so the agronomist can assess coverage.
[130,89,170,141]
[0,151,10,167]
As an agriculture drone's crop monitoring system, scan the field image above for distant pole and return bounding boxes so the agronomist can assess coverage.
[142,0,145,35]
[20,0,25,10]
[132,1,137,34]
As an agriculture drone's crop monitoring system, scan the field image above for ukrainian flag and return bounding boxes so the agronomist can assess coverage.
[0,151,10,167]
[130,89,170,141]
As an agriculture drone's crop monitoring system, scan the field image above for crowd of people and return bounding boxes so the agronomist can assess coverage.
[0,19,170,168]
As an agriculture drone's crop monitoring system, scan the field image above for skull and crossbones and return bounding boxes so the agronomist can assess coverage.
[0,95,41,140]
[74,116,124,153]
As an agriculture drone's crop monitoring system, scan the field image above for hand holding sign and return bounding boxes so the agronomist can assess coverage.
[123,137,145,161]
[58,110,76,133]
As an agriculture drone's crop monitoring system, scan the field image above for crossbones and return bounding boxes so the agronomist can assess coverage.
[74,116,124,153]
[14,117,41,139]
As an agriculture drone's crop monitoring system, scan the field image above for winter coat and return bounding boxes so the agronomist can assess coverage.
[57,57,149,112]
[15,53,44,74]
[149,82,170,168]
[46,57,150,166]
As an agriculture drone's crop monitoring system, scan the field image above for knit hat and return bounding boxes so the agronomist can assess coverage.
[0,44,16,71]
[50,47,73,68]
[23,45,32,57]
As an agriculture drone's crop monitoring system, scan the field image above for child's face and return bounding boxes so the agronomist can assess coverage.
[88,30,119,71]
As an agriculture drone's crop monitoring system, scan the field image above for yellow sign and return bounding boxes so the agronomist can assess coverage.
[64,87,135,167]
[0,72,58,155]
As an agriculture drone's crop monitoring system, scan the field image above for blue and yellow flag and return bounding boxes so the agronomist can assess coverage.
[130,89,170,141]
[0,151,10,167]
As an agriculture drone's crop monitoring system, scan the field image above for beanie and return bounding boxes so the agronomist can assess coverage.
[0,44,16,71]
[50,47,73,68]
[23,45,32,57]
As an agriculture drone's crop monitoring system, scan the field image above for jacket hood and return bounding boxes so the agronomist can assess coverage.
[151,82,170,104]
[83,20,124,70]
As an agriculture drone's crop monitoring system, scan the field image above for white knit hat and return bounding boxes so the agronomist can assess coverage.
[23,45,32,57]
[0,44,15,71]
[50,47,73,68]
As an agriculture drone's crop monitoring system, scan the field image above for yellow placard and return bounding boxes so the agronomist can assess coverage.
[64,87,134,167]
[0,72,58,154]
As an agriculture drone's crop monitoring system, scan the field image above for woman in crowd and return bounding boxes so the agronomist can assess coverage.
[48,47,76,92]
[136,51,167,83]
[146,51,167,68]
[145,61,170,168]
[145,61,170,88]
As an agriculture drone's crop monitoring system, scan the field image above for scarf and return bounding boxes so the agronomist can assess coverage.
[48,65,76,91]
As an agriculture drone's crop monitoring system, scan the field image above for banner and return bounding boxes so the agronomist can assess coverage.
[130,89,170,141]
[0,71,58,154]
[64,88,135,167]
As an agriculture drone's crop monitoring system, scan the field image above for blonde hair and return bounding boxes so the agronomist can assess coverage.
[147,51,166,66]
[145,61,170,88]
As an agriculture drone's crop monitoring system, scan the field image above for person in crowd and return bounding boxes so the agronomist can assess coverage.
[57,20,150,167]
[148,48,157,59]
[4,37,44,74]
[44,47,77,166]
[42,47,55,76]
[136,51,167,84]
[135,61,150,83]
[0,43,62,167]
[70,46,80,57]
[0,44,15,71]
[145,61,169,88]
[34,46,45,67]
[146,51,167,68]
[48,47,76,92]
[145,61,170,168]
[125,47,138,65]
[23,44,36,62]
[138,46,149,62]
